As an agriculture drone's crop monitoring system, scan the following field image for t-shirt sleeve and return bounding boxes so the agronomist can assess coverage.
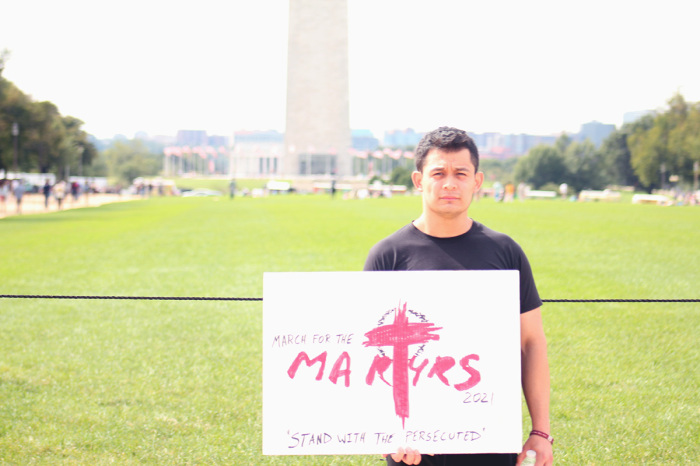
[516,244,543,313]
[364,241,392,271]
[364,226,410,271]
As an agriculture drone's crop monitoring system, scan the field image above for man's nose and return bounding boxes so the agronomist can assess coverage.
[443,176,457,189]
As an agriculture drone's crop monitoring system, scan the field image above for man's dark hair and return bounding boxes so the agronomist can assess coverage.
[414,127,479,173]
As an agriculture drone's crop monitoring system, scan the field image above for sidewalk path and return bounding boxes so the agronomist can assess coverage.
[0,193,141,219]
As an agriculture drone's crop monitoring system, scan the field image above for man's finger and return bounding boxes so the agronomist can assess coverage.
[404,447,420,465]
[390,446,405,462]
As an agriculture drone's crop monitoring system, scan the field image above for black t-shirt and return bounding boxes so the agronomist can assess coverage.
[364,221,542,314]
[366,221,540,465]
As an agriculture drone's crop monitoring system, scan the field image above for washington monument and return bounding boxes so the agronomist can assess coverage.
[283,0,351,177]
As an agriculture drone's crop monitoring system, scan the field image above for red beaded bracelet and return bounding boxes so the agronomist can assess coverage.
[530,430,554,445]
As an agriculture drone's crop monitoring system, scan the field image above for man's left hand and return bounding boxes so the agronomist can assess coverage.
[516,435,553,465]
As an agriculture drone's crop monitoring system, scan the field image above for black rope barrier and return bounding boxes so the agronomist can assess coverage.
[0,295,262,301]
[542,298,699,303]
[0,295,698,303]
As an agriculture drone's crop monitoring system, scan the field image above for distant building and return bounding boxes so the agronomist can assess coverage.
[231,130,284,177]
[577,121,616,147]
[351,129,379,151]
[164,130,231,176]
[207,135,230,148]
[528,134,557,149]
[152,135,176,146]
[623,110,655,125]
[471,132,556,158]
[507,134,530,155]
[284,0,351,176]
[176,130,208,147]
[383,128,423,148]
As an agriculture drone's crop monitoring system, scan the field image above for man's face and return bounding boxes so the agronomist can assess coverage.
[411,148,483,219]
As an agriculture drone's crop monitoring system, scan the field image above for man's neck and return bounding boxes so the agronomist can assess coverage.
[413,214,474,238]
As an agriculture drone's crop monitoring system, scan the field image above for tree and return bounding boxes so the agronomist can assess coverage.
[629,122,666,190]
[0,49,10,77]
[83,150,108,177]
[628,93,699,191]
[480,158,518,183]
[0,72,98,178]
[24,100,65,174]
[555,132,572,154]
[598,117,652,188]
[103,139,162,185]
[389,165,413,190]
[563,139,606,191]
[514,145,567,189]
[0,79,33,172]
[668,99,700,183]
[60,115,97,178]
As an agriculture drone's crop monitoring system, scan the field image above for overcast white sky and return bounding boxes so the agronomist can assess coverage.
[2,0,699,140]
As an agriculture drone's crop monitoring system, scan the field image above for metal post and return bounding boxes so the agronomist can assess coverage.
[77,146,84,177]
[12,122,19,175]
[660,163,666,190]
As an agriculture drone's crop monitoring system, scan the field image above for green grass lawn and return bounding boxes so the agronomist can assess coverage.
[1,195,698,464]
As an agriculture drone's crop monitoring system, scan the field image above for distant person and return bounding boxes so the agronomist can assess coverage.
[364,127,552,466]
[559,183,568,200]
[504,181,515,202]
[0,179,8,214]
[493,181,504,202]
[229,179,237,199]
[13,179,25,214]
[54,180,66,209]
[43,179,52,209]
[517,182,528,201]
[71,181,80,202]
[83,180,91,203]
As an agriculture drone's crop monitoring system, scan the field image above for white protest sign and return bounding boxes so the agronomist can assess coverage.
[262,270,522,456]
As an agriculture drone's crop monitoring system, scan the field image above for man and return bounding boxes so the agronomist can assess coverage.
[364,127,553,466]
[54,180,66,210]
[43,179,52,209]
[229,179,237,199]
[13,179,25,215]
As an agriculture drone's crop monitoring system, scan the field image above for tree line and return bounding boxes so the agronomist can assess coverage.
[0,51,164,186]
[0,51,98,180]
[514,94,700,193]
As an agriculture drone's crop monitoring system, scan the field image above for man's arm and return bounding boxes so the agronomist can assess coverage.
[518,308,553,465]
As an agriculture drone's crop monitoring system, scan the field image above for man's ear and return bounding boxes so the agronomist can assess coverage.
[474,171,484,191]
[411,170,422,190]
